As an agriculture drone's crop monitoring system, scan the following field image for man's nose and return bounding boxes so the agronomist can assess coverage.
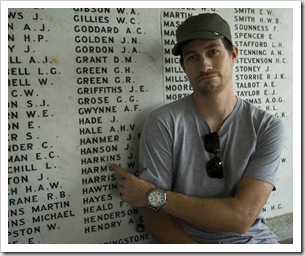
[198,56,212,73]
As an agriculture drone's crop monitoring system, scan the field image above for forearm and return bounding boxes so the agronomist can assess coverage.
[161,178,272,234]
[162,192,247,233]
[142,207,198,244]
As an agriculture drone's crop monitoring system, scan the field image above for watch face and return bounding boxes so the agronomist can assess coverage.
[148,189,166,207]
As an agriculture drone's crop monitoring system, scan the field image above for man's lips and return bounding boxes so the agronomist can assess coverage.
[197,74,219,81]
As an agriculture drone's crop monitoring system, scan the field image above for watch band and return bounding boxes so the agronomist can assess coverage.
[148,205,159,211]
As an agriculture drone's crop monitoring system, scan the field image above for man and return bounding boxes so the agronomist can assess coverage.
[111,13,285,244]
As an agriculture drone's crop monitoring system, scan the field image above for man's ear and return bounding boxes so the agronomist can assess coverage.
[232,46,238,64]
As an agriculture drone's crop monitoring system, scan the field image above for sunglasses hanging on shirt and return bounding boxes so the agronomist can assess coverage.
[203,132,224,179]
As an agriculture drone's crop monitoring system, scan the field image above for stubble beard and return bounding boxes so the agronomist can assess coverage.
[196,75,225,97]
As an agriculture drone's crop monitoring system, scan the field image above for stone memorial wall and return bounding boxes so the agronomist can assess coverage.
[7,8,293,244]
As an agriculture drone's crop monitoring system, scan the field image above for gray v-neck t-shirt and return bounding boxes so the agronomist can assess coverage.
[139,95,285,244]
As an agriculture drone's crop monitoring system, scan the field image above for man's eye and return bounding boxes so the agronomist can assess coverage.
[209,50,220,56]
[187,55,198,61]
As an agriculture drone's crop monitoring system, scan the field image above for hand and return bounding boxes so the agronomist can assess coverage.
[111,164,156,207]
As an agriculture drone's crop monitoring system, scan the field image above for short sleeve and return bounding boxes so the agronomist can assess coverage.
[242,117,285,189]
[138,113,174,191]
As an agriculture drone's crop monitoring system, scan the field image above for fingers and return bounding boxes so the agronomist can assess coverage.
[110,164,129,177]
[110,163,131,178]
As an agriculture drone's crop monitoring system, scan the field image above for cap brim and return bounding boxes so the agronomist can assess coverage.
[172,31,224,56]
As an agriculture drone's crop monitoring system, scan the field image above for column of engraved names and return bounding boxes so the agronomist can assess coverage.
[234,8,287,118]
[8,9,75,244]
[73,8,148,239]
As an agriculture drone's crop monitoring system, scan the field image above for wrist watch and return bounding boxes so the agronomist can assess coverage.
[147,188,167,211]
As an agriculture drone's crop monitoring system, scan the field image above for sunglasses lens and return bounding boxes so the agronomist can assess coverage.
[204,132,220,154]
[207,158,223,178]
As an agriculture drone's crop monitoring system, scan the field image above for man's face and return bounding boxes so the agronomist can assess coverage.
[180,39,238,97]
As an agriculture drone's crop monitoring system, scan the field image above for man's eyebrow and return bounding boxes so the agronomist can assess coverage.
[182,49,197,56]
[206,43,221,49]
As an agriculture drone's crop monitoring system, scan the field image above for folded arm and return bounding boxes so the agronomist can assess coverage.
[162,177,273,234]
[112,164,273,235]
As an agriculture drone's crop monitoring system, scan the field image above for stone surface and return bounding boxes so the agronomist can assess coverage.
[266,213,293,243]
